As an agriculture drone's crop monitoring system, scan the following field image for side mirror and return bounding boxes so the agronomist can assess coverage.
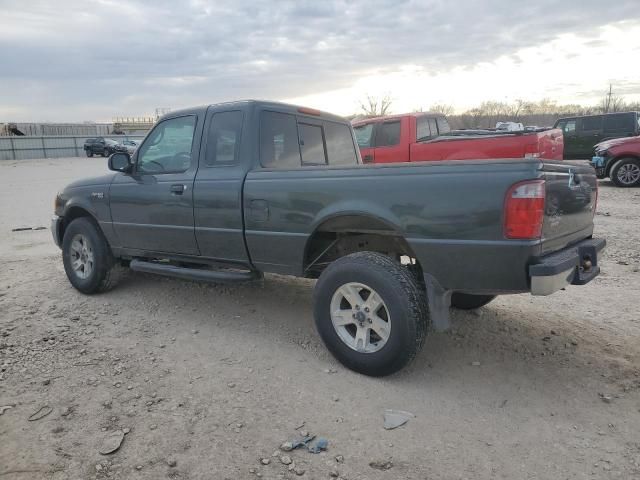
[108,152,132,173]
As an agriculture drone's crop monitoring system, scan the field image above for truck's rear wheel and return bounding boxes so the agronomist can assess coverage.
[62,217,121,294]
[86,150,93,157]
[450,293,496,310]
[611,158,640,187]
[313,252,428,377]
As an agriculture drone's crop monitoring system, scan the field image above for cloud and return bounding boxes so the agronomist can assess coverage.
[0,0,638,120]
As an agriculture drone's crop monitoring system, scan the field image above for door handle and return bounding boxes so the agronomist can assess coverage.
[363,154,373,163]
[170,184,186,195]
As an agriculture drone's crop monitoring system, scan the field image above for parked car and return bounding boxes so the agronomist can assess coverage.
[114,140,140,155]
[352,113,563,163]
[554,111,640,160]
[592,135,640,187]
[83,137,119,157]
[52,100,604,376]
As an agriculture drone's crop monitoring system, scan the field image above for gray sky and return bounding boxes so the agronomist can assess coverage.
[1,0,638,121]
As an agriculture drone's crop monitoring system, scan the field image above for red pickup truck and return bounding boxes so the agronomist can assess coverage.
[352,113,564,163]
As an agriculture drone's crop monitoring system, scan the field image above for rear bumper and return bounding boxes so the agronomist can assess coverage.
[529,237,605,295]
[51,215,62,248]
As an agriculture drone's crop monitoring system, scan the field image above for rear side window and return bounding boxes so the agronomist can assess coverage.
[299,123,326,165]
[416,117,436,141]
[604,114,634,133]
[205,111,243,166]
[436,117,451,134]
[354,124,374,148]
[375,121,401,147]
[324,122,358,166]
[581,116,603,131]
[260,111,301,168]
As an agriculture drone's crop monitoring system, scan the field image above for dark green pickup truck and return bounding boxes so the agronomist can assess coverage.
[52,100,605,376]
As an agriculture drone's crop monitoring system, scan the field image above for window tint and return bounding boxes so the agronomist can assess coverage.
[376,121,401,147]
[354,124,374,148]
[581,116,602,131]
[562,120,576,133]
[205,111,243,166]
[324,121,358,166]
[299,123,326,166]
[260,111,301,168]
[416,117,435,141]
[137,116,196,174]
[604,114,634,133]
[436,117,451,134]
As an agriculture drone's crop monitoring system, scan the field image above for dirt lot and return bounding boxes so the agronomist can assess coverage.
[1,157,639,480]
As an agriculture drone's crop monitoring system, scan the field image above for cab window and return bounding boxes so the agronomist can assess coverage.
[137,116,197,174]
[260,111,301,169]
[354,124,374,148]
[205,111,243,166]
[375,121,401,147]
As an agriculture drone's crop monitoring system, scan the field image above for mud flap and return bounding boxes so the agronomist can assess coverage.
[423,273,452,331]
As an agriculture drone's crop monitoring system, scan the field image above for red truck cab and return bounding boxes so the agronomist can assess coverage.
[352,113,563,163]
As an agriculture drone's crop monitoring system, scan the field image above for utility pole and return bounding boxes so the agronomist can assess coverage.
[605,84,613,113]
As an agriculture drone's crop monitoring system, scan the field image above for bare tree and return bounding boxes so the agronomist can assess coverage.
[598,85,626,113]
[359,95,393,117]
[427,103,455,116]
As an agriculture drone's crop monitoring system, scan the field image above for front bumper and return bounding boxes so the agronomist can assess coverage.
[51,215,62,248]
[529,237,605,295]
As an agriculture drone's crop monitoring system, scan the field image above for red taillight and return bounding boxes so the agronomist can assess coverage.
[504,179,545,239]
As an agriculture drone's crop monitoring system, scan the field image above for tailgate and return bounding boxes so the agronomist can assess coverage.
[540,161,597,255]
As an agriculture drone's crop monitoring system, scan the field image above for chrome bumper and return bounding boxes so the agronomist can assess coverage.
[529,238,605,296]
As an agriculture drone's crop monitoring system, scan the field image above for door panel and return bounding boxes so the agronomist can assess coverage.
[109,114,202,255]
[373,119,405,163]
[193,109,250,263]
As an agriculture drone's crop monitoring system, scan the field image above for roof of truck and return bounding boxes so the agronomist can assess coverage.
[352,111,446,126]
[160,100,348,123]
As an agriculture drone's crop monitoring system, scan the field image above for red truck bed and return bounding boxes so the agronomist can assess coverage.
[352,113,563,163]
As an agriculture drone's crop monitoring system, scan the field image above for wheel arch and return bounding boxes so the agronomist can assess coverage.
[60,205,102,243]
[302,212,421,278]
[606,154,640,177]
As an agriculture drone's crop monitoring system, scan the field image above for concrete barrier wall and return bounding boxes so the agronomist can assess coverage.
[0,135,146,161]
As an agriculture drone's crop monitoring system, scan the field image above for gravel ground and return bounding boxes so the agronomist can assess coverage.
[1,157,639,480]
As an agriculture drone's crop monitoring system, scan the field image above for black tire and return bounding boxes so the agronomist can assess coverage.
[86,150,93,157]
[61,217,121,294]
[313,252,429,377]
[450,293,496,310]
[103,150,110,157]
[610,158,640,187]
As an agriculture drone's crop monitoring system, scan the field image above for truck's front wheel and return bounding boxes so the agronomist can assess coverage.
[313,252,429,376]
[62,217,121,294]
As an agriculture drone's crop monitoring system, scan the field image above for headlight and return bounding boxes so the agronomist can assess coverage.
[54,193,64,213]
[595,148,608,157]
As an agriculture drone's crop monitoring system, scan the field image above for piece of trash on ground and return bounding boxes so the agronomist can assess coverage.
[383,409,414,430]
[28,405,53,421]
[307,437,328,454]
[370,458,394,470]
[0,405,14,415]
[99,430,125,455]
[280,434,327,454]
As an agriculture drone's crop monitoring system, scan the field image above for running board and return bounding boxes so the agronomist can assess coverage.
[130,259,261,283]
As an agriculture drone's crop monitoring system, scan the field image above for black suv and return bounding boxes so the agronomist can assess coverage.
[554,112,640,160]
[83,137,119,157]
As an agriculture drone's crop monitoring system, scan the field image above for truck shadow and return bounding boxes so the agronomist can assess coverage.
[115,270,633,393]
